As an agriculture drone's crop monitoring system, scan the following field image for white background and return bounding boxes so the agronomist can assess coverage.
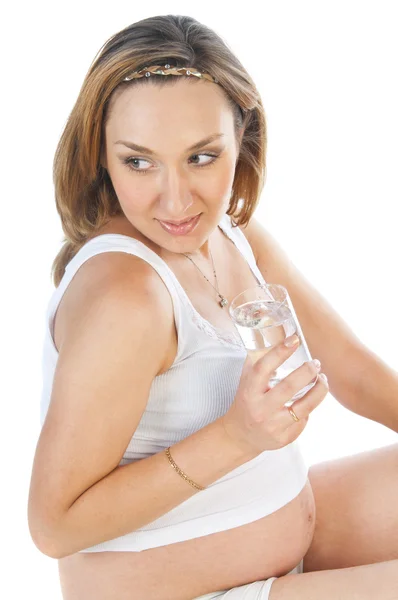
[2,1,397,597]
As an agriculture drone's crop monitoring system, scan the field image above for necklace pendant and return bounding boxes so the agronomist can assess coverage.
[219,296,228,308]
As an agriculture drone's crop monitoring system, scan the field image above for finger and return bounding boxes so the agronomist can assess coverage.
[266,358,321,408]
[284,372,329,423]
[250,335,301,392]
[264,369,278,392]
[278,414,309,446]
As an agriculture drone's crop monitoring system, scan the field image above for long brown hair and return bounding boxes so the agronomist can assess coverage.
[51,14,267,287]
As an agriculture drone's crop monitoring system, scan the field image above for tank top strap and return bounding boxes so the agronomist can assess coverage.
[46,234,187,364]
[46,215,264,362]
[218,213,266,286]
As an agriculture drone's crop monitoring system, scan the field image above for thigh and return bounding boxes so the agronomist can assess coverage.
[192,560,398,600]
[269,559,398,600]
[304,443,398,572]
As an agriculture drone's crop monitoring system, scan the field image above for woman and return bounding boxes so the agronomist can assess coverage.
[28,14,398,600]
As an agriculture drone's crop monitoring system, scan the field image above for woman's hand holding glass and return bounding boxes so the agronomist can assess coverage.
[219,335,329,456]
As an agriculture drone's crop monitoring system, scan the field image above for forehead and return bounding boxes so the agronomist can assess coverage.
[106,79,234,137]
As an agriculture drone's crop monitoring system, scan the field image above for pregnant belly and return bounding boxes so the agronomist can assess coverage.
[58,479,315,600]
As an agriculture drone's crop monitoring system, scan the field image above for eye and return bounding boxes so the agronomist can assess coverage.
[122,152,220,176]
[189,153,219,167]
[123,157,152,172]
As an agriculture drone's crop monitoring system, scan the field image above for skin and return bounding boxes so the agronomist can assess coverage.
[304,442,398,572]
[91,75,398,597]
[102,77,242,265]
[265,443,398,598]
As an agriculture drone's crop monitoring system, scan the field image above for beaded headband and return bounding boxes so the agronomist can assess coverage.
[123,64,219,84]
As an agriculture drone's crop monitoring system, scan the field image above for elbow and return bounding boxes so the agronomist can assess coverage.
[29,525,63,559]
[28,511,81,559]
[28,510,65,559]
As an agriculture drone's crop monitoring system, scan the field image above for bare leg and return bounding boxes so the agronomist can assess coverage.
[269,559,398,600]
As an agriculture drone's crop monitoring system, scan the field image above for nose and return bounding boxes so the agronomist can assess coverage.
[159,166,194,218]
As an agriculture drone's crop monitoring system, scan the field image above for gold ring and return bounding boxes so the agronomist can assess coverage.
[288,407,300,422]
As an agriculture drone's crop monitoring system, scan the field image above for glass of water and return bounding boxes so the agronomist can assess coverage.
[229,283,318,403]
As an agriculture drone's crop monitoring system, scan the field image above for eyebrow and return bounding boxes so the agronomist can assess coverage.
[114,133,226,155]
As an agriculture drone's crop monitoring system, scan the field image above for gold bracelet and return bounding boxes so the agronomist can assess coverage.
[164,447,206,491]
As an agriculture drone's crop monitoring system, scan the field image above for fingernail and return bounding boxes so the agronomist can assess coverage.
[311,359,321,370]
[319,373,328,383]
[284,334,300,347]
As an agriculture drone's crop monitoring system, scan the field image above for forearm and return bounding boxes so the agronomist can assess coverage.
[341,349,398,432]
[47,417,256,558]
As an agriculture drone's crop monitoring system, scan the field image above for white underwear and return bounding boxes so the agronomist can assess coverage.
[192,559,303,599]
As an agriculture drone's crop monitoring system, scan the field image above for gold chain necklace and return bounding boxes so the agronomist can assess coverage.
[182,248,229,308]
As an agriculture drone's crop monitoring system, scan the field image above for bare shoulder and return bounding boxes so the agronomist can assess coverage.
[238,216,270,264]
[237,216,263,249]
[238,216,296,285]
[54,248,175,368]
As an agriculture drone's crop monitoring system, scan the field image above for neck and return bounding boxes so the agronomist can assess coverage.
[184,238,211,262]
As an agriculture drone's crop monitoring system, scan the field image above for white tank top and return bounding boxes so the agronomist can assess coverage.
[39,213,308,553]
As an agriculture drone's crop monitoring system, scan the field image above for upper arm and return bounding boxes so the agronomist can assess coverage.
[28,254,174,540]
[240,217,368,400]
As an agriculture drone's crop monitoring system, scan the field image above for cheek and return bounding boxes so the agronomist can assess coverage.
[208,163,236,197]
[197,158,235,193]
[111,173,153,213]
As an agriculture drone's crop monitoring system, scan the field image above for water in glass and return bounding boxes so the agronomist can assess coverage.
[231,297,316,403]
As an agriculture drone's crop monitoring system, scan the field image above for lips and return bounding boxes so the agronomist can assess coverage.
[158,213,201,236]
[160,215,199,225]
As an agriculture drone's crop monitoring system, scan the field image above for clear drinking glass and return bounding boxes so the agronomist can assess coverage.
[229,283,318,404]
